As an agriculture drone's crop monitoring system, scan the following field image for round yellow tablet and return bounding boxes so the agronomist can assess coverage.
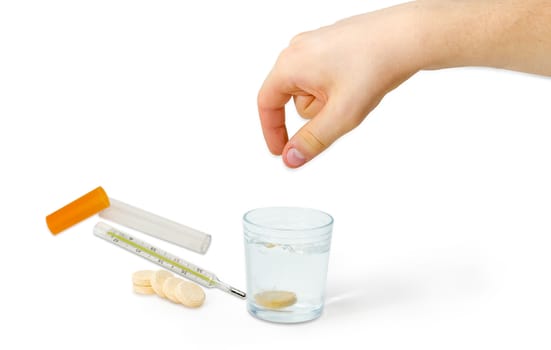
[151,270,173,298]
[175,280,205,308]
[132,270,154,287]
[254,290,297,309]
[133,284,155,295]
[162,277,184,303]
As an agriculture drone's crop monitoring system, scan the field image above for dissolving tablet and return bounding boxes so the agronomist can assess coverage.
[254,290,297,309]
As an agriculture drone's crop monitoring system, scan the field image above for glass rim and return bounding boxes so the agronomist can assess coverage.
[243,206,334,233]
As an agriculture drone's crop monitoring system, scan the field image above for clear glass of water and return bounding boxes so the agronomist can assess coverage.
[243,207,333,323]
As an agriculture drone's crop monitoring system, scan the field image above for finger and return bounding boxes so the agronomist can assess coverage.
[257,70,293,155]
[294,95,325,119]
[282,100,359,168]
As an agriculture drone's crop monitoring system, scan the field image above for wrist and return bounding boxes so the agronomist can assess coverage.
[409,1,471,71]
[416,0,551,74]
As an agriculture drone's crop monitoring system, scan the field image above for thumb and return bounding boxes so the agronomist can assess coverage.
[282,101,358,168]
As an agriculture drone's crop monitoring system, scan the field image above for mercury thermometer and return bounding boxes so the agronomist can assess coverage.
[93,222,246,299]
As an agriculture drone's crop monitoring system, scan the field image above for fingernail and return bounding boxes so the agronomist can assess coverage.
[286,148,306,167]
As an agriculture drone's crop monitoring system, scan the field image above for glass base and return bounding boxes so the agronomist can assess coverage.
[247,304,323,324]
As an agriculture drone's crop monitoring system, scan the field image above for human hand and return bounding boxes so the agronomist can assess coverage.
[257,3,427,168]
[257,0,551,168]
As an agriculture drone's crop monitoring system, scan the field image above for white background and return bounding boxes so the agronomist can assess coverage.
[1,1,550,349]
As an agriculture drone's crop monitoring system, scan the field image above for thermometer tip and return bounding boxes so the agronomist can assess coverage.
[230,287,247,299]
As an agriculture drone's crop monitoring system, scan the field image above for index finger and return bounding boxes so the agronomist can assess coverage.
[257,69,293,155]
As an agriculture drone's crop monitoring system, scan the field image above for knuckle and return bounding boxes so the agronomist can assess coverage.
[289,30,310,46]
[275,46,298,70]
[298,128,327,151]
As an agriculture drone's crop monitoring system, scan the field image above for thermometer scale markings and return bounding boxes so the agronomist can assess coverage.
[105,230,212,283]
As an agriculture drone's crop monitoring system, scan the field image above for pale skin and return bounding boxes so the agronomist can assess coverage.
[257,0,551,168]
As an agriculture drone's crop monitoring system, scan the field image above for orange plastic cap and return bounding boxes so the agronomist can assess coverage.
[46,186,110,234]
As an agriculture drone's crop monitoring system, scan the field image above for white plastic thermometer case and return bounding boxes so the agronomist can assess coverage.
[99,198,211,254]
